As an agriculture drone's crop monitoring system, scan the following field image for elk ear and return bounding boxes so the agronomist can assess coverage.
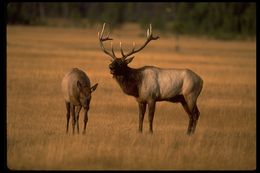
[125,56,135,64]
[90,83,98,93]
[77,81,83,91]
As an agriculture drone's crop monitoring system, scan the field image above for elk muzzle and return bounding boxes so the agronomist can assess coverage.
[109,63,116,74]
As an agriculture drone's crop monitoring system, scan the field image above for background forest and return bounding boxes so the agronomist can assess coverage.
[7,2,256,40]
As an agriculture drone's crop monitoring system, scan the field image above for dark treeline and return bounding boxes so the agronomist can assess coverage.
[7,2,256,39]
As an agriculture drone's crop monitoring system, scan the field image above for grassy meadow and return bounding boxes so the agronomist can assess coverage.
[7,24,256,170]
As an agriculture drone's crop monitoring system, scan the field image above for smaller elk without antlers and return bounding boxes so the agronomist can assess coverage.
[61,68,98,134]
[98,23,203,135]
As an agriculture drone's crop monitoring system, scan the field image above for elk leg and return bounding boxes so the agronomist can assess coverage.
[75,106,82,134]
[138,102,147,133]
[181,99,193,135]
[65,101,70,134]
[70,104,76,134]
[83,110,88,134]
[188,97,197,136]
[191,105,200,134]
[148,101,156,134]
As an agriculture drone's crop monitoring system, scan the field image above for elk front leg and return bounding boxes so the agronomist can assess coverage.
[75,106,82,134]
[65,101,70,134]
[148,101,156,134]
[138,102,147,133]
[83,110,88,134]
[70,104,76,134]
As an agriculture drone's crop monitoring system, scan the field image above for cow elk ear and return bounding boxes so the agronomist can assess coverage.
[125,56,135,64]
[77,81,83,91]
[91,83,98,93]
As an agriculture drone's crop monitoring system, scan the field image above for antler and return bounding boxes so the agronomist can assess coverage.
[98,23,117,60]
[98,23,159,60]
[121,24,159,60]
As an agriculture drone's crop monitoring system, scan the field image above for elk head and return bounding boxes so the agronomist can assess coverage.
[98,23,159,76]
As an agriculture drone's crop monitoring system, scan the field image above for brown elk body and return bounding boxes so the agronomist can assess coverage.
[61,68,98,134]
[98,23,203,135]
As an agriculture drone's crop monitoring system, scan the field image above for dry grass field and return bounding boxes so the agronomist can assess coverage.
[7,23,256,170]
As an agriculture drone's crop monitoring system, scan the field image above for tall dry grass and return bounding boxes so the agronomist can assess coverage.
[7,24,256,170]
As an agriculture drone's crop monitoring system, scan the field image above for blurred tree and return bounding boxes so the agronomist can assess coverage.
[87,3,104,26]
[38,3,45,21]
[101,3,125,28]
[62,3,69,18]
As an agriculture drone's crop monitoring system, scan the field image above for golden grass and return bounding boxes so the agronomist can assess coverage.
[7,24,256,170]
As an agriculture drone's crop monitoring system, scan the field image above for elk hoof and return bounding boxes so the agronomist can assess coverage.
[187,131,193,136]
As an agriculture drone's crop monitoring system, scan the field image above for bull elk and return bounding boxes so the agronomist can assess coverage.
[98,23,203,135]
[61,68,98,134]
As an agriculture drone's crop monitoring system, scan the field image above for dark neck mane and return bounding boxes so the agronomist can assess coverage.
[113,66,142,98]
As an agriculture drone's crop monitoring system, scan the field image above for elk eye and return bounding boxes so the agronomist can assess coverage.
[118,60,124,65]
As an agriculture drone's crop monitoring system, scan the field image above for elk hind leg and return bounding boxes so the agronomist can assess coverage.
[186,96,199,135]
[65,101,70,134]
[191,104,200,134]
[182,95,197,135]
[181,100,193,135]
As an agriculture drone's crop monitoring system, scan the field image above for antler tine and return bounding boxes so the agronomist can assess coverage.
[111,42,116,58]
[149,24,160,40]
[100,24,113,41]
[150,24,152,35]
[132,42,136,52]
[122,24,159,60]
[146,28,150,38]
[100,23,105,38]
[122,41,136,60]
[146,24,159,41]
[120,42,126,57]
[98,23,105,40]
[98,22,117,60]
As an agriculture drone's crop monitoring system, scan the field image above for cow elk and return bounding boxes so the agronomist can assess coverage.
[61,68,98,134]
[98,23,203,135]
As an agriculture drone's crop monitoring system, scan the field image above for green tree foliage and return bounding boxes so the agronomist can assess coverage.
[6,2,256,39]
[173,2,256,39]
